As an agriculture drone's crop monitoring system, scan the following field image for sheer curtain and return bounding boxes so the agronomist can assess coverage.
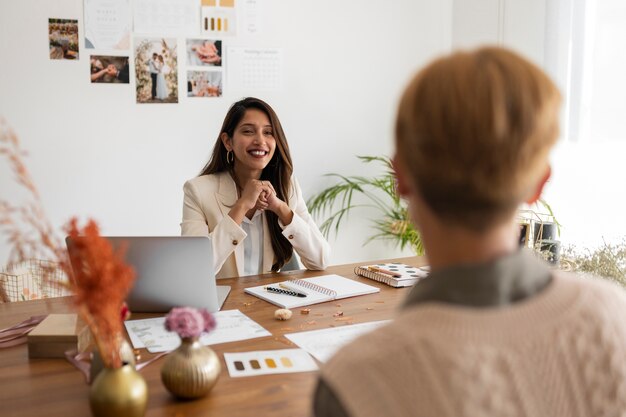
[545,0,626,143]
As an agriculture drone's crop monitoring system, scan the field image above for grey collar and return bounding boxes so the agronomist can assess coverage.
[403,249,552,309]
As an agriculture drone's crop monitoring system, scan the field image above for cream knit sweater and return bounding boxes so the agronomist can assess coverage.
[321,274,626,417]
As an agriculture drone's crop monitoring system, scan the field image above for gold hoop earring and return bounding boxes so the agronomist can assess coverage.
[227,150,234,164]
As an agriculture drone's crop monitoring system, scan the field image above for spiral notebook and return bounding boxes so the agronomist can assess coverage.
[244,274,380,309]
[354,263,429,287]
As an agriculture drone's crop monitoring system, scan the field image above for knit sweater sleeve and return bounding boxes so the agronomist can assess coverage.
[313,377,351,417]
[319,274,626,417]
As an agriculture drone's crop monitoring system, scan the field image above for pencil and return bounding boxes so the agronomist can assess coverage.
[367,266,401,278]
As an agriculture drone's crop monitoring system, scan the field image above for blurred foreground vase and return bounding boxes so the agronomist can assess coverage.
[89,363,148,417]
[90,339,136,383]
[161,337,221,399]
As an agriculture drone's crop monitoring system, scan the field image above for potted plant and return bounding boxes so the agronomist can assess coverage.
[307,155,424,255]
[307,155,563,259]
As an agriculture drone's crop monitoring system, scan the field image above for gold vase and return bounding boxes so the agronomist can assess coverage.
[90,339,136,384]
[161,337,221,399]
[89,363,148,417]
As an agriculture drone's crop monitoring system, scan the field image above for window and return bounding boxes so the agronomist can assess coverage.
[545,0,626,143]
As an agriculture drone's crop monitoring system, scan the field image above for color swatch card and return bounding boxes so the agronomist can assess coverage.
[244,274,380,309]
[201,0,236,36]
[224,349,318,377]
[125,309,271,353]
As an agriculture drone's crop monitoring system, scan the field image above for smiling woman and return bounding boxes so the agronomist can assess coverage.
[180,97,330,279]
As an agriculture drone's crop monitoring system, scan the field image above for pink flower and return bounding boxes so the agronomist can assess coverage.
[200,309,217,333]
[164,307,216,339]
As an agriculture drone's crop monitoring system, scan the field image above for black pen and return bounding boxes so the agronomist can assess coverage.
[264,286,307,298]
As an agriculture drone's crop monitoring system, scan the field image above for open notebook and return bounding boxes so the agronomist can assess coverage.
[244,274,380,309]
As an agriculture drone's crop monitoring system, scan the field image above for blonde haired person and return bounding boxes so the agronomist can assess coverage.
[314,47,626,417]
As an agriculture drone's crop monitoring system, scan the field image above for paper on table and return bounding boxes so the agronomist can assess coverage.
[224,349,318,377]
[285,320,390,363]
[124,309,271,353]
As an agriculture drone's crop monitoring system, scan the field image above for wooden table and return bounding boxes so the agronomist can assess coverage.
[0,256,423,417]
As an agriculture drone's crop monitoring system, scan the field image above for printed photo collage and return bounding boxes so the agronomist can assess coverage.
[49,0,234,104]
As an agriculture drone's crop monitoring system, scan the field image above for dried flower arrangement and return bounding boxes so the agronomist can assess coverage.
[0,119,136,369]
[559,240,626,287]
[65,219,136,368]
[0,120,64,265]
[164,307,217,339]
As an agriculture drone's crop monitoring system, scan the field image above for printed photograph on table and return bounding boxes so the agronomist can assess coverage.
[90,56,130,84]
[187,71,222,97]
[134,38,178,103]
[48,19,79,60]
[84,0,131,50]
[187,39,223,67]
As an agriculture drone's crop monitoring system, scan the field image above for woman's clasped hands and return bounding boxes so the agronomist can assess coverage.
[235,179,293,225]
[239,179,276,212]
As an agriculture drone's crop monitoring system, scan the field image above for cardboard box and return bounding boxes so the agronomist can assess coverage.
[27,314,90,358]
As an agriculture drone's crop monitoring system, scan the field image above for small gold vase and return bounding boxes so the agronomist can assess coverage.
[161,337,221,399]
[90,339,136,384]
[89,363,148,417]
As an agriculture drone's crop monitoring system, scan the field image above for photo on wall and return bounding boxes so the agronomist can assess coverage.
[186,39,223,67]
[90,56,130,83]
[48,19,79,60]
[134,37,178,103]
[187,71,223,97]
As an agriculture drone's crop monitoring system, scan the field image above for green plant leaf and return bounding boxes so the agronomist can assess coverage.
[307,155,424,255]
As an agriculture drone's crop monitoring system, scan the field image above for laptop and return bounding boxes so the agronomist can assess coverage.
[66,236,230,313]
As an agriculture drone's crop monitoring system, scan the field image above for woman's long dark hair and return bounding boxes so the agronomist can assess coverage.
[200,97,294,272]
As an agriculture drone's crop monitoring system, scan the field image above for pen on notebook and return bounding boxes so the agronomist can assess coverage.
[264,286,307,298]
[279,283,308,296]
[367,266,401,278]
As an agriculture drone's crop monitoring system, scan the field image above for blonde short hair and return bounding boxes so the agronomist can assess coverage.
[395,46,561,231]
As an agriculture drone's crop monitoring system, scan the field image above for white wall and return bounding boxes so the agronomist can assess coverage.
[0,0,453,266]
[452,0,546,65]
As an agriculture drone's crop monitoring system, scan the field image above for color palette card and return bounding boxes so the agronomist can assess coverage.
[224,349,318,377]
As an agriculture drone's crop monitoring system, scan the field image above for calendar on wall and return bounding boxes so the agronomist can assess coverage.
[226,47,283,92]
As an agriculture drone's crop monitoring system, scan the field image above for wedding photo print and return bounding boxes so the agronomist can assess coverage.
[134,37,178,104]
[90,56,129,84]
[187,71,222,98]
[187,39,223,67]
[48,18,79,60]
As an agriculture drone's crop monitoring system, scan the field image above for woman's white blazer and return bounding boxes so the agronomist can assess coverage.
[181,172,330,279]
